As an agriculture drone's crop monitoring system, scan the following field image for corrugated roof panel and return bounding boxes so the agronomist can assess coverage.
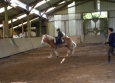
[19,0,34,5]
[100,1,115,11]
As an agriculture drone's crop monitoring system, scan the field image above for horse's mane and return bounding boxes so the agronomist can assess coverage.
[46,34,55,40]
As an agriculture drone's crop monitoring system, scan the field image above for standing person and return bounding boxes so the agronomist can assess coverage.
[13,32,19,38]
[55,28,65,46]
[19,31,26,38]
[102,28,115,63]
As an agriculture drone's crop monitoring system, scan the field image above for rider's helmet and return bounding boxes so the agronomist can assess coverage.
[56,28,60,31]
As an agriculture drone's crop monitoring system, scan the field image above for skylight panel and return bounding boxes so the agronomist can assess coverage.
[9,0,47,18]
[35,1,46,8]
[7,6,12,10]
[10,3,18,8]
[10,0,18,2]
[0,24,3,27]
[10,0,42,17]
[58,1,65,5]
[30,17,39,22]
[35,0,50,8]
[0,7,4,13]
[12,21,27,29]
[0,6,12,13]
[68,1,75,7]
[42,14,47,18]
[12,19,17,22]
[12,17,39,29]
[8,19,17,24]
[10,0,19,7]
[46,7,55,13]
[23,22,27,25]
[18,24,22,27]
[9,21,11,24]
[13,26,18,29]
[10,0,27,10]
[17,14,27,20]
[30,9,40,15]
[41,12,47,18]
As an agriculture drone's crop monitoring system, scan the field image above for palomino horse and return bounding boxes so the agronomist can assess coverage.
[41,34,76,58]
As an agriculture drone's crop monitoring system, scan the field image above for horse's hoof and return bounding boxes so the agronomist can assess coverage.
[66,54,69,57]
[48,56,52,58]
[71,54,74,56]
[107,61,110,64]
[47,57,52,58]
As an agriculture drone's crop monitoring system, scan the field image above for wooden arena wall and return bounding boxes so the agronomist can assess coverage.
[0,37,43,58]
[0,35,106,58]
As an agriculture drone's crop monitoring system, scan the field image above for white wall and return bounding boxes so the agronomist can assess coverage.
[108,11,115,30]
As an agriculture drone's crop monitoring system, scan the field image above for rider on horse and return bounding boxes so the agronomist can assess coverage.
[55,28,65,46]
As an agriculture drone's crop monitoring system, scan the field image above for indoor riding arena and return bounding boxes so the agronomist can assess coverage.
[0,43,115,83]
[0,0,115,83]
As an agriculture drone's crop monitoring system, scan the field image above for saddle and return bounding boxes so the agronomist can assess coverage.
[54,37,65,46]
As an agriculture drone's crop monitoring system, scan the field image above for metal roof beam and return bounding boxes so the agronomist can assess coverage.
[0,0,46,23]
[48,0,74,16]
[29,0,43,12]
[45,0,51,6]
[48,0,92,16]
[41,0,65,12]
[101,0,115,3]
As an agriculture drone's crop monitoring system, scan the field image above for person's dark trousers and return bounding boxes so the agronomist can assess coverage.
[54,37,58,46]
[57,37,62,44]
[54,37,61,46]
[108,46,115,63]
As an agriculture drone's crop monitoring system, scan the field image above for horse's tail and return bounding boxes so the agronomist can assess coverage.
[63,36,76,47]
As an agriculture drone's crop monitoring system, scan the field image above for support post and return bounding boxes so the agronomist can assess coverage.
[4,3,9,37]
[11,19,13,38]
[46,19,49,34]
[64,21,66,34]
[2,20,5,39]
[39,18,42,36]
[27,15,31,38]
[21,20,24,33]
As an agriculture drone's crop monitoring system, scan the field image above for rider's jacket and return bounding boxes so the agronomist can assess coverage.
[58,31,63,38]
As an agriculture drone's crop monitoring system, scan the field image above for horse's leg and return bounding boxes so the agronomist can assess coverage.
[69,41,76,55]
[54,50,59,57]
[66,47,75,56]
[70,48,74,55]
[48,48,59,58]
[71,47,76,55]
[48,49,54,58]
[66,49,71,56]
[65,45,71,56]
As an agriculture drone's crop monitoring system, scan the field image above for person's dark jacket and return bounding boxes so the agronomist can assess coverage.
[106,32,115,47]
[58,31,63,38]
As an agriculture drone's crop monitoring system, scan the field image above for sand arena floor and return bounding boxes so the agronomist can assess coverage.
[0,43,115,83]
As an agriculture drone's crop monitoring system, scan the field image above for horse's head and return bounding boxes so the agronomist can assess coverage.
[41,35,49,45]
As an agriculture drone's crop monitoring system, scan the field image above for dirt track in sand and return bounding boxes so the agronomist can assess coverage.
[0,43,115,83]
